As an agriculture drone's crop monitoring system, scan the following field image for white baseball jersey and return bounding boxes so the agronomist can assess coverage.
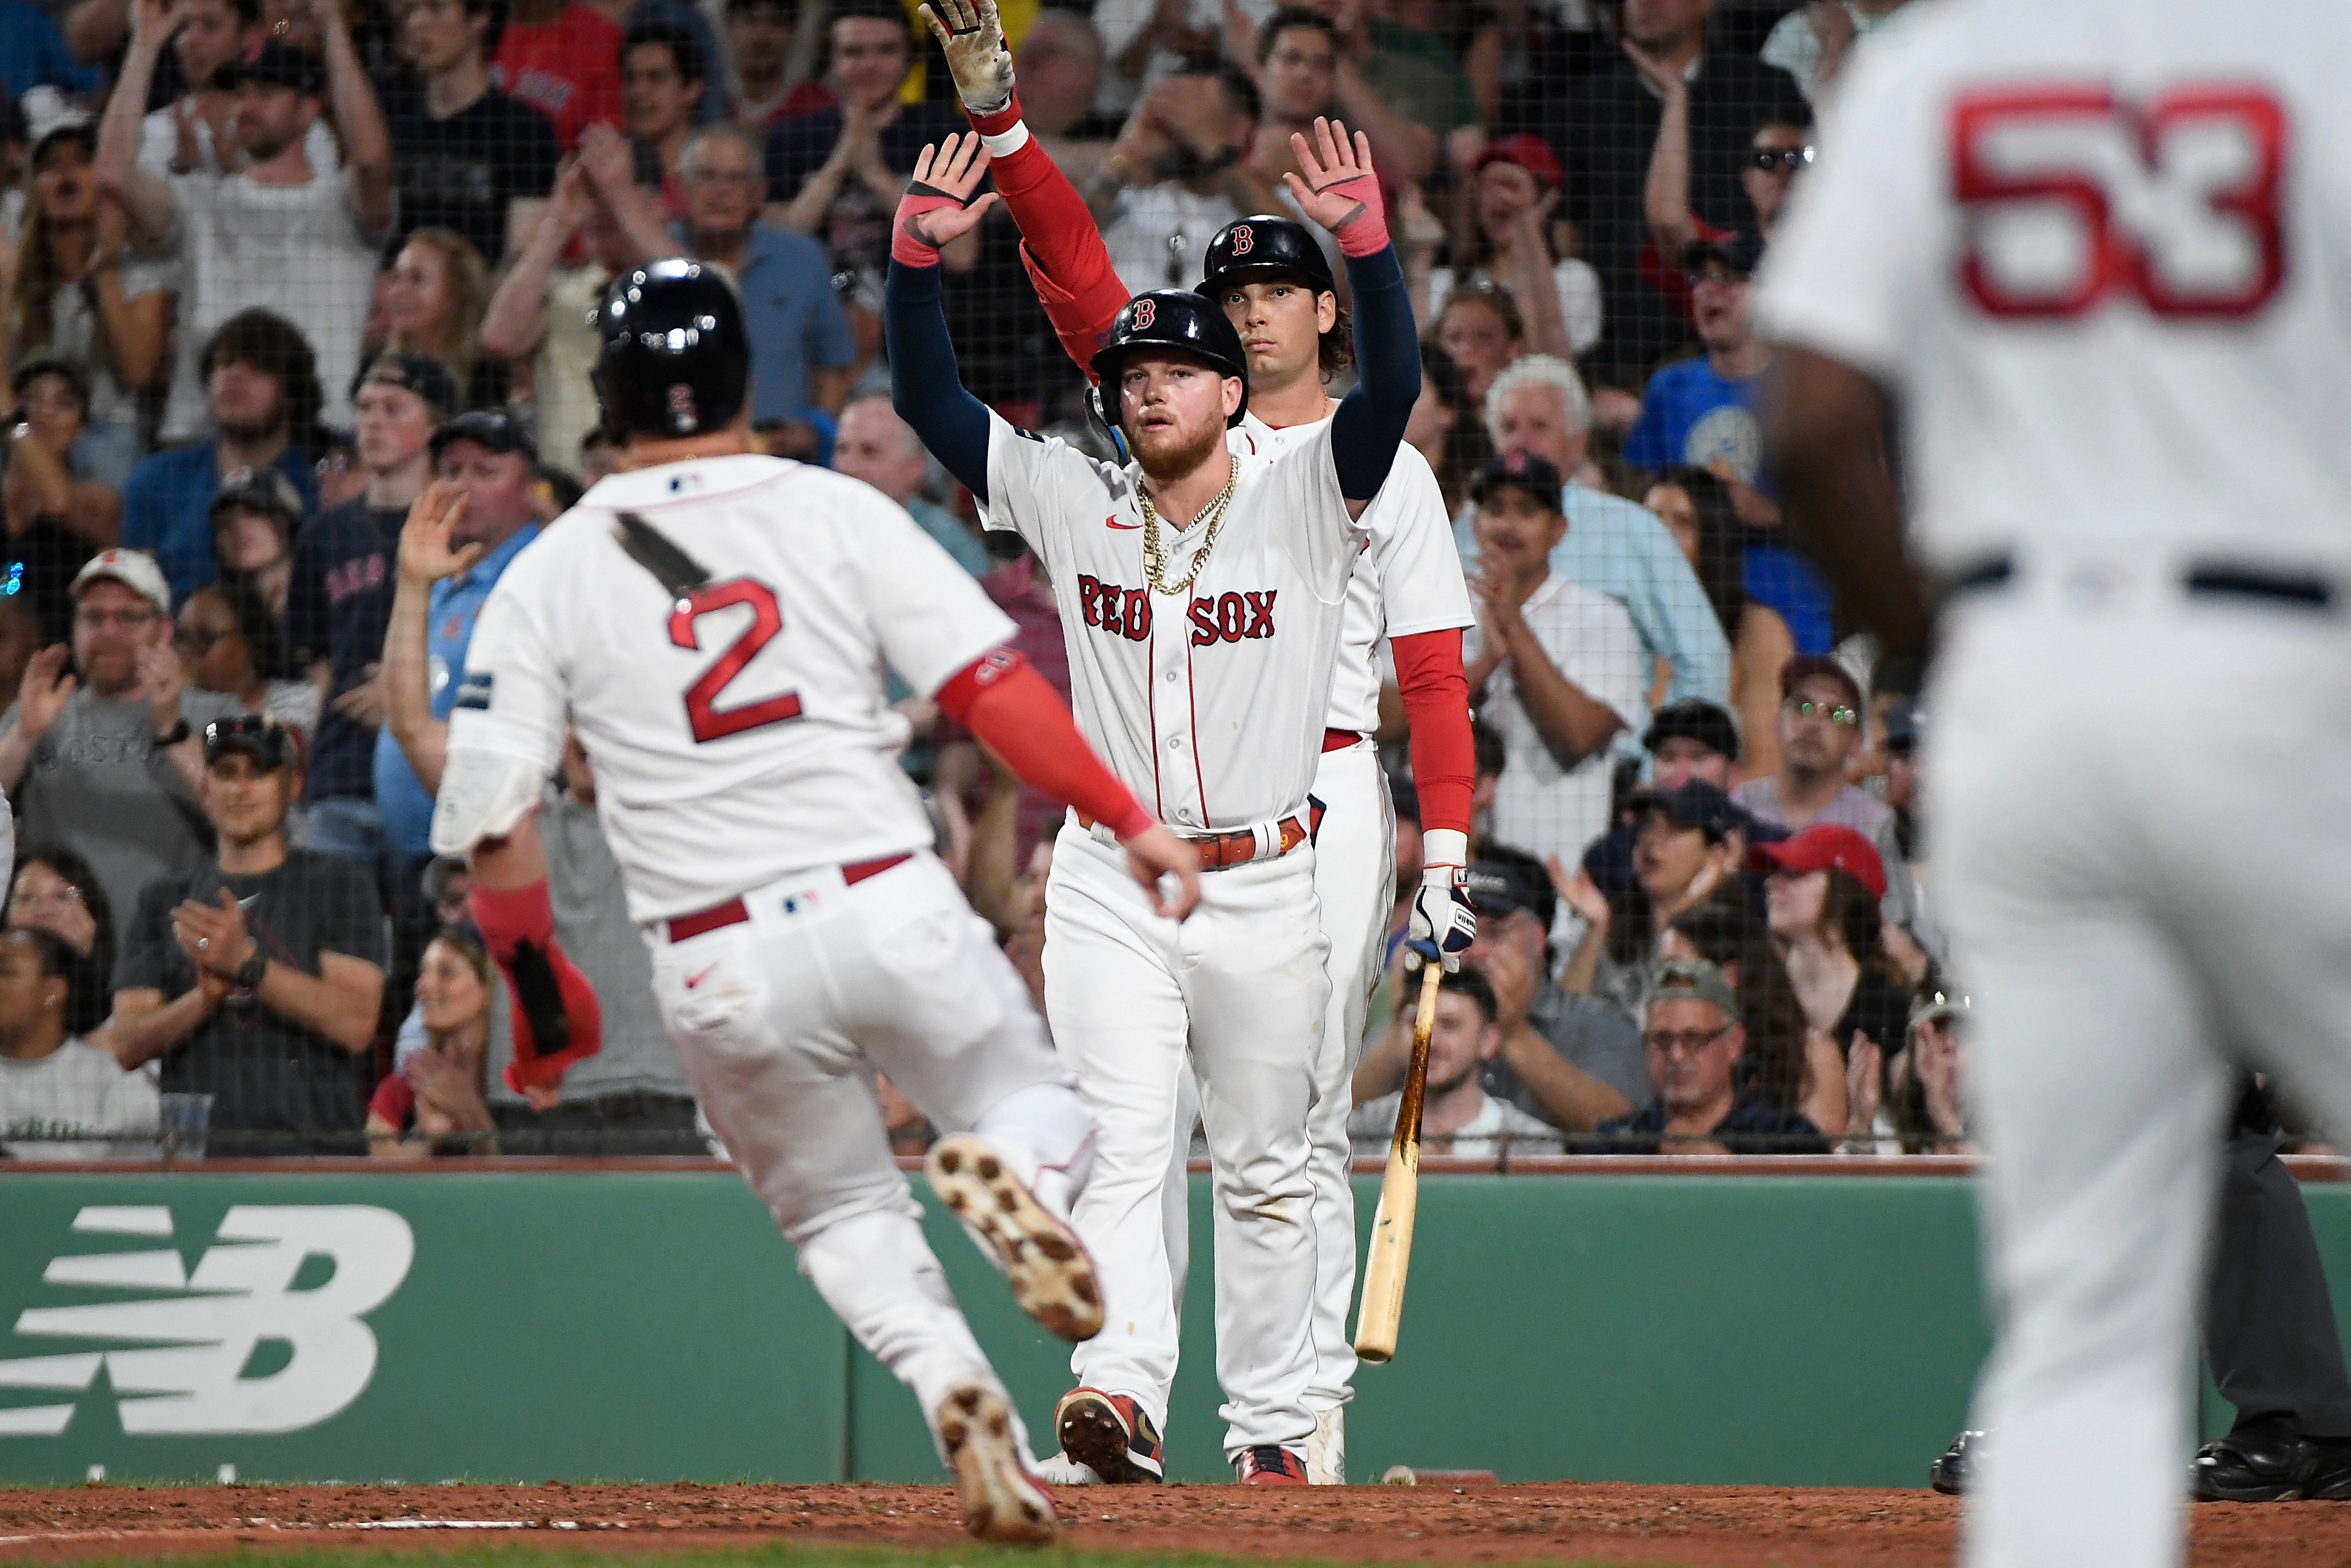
[1231,413,1475,736]
[981,413,1363,833]
[442,454,1015,922]
[1754,0,2351,573]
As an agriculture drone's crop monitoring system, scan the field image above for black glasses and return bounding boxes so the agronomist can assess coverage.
[1784,697,1860,728]
[1749,146,1815,172]
[1643,1024,1733,1056]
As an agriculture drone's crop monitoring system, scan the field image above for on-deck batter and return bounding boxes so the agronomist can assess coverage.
[1755,3,2351,1565]
[914,1,1481,1482]
[888,120,1431,1482]
[428,258,1200,1544]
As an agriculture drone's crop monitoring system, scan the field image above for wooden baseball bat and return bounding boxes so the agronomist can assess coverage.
[1353,960,1443,1364]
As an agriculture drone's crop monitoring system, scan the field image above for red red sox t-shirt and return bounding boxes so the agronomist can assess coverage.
[491,4,624,150]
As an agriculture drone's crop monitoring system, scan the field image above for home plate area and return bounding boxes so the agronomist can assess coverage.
[0,1482,2343,1566]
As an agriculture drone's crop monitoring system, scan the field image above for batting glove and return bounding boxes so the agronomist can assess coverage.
[920,0,1015,115]
[1406,864,1476,974]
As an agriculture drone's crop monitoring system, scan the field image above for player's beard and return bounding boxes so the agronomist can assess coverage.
[1131,412,1224,486]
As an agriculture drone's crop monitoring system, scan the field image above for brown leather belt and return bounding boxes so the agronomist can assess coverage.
[1321,727,1361,752]
[664,853,914,942]
[1188,815,1308,873]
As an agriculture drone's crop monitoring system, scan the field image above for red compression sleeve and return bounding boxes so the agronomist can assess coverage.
[968,97,1126,378]
[469,878,604,1093]
[936,648,1156,840]
[1392,628,1474,839]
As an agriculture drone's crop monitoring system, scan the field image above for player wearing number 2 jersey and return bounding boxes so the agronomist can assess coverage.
[430,258,1201,1545]
[916,0,1478,1486]
[889,115,1425,1482]
[1755,4,2351,1567]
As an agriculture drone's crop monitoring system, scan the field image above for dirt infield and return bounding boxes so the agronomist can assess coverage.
[0,1482,2344,1566]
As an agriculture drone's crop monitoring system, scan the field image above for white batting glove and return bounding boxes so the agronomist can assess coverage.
[1406,830,1475,973]
[919,0,1016,115]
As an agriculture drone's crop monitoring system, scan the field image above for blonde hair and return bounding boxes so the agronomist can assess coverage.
[385,228,492,395]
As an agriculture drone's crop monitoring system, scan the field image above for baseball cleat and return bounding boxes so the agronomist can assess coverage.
[927,1133,1103,1343]
[935,1382,1056,1544]
[1306,1406,1346,1484]
[1036,1451,1103,1485]
[2191,1417,2351,1502]
[1234,1444,1309,1484]
[1930,1429,1980,1496]
[1055,1387,1164,1483]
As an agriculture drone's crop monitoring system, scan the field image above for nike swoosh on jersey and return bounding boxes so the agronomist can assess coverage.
[686,966,717,989]
[1105,516,1141,531]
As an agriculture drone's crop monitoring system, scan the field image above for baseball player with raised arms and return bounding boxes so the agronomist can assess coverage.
[428,257,1201,1544]
[917,0,1480,1487]
[888,117,1431,1483]
[1755,2,2351,1565]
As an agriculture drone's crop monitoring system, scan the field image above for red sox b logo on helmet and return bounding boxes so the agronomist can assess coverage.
[1133,298,1156,331]
[1231,224,1254,255]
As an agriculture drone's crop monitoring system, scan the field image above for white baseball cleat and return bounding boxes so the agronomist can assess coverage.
[926,1133,1104,1342]
[1036,1451,1104,1485]
[936,1382,1056,1544]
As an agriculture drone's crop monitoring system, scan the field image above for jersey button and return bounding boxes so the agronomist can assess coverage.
[1164,670,1177,683]
[1169,736,1185,751]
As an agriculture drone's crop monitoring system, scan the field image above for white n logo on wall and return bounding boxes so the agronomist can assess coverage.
[0,1206,415,1436]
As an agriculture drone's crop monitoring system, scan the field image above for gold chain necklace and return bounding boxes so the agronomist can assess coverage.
[1137,466,1237,597]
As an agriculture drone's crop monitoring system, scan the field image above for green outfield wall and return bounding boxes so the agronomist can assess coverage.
[1,1169,2343,1489]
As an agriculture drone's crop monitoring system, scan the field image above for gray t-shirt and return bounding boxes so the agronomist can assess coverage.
[3,687,243,926]
[1730,776,1918,932]
[1483,979,1656,1125]
[0,1037,161,1160]
[396,787,692,1105]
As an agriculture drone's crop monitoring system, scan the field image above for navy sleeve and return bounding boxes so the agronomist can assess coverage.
[1329,244,1421,503]
[885,260,994,506]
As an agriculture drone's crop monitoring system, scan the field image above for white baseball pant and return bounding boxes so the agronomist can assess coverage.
[644,852,1091,1460]
[1045,819,1330,1459]
[1931,570,2351,1568]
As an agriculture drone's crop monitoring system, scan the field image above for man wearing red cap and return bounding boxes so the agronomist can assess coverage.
[1732,654,1913,933]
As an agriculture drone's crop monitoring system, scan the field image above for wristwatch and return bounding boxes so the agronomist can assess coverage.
[233,950,268,990]
[152,718,191,748]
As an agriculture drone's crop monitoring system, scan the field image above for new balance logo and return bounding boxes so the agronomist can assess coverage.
[0,1206,414,1437]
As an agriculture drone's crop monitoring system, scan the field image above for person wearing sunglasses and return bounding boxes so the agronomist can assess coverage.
[1730,654,1913,935]
[175,579,320,751]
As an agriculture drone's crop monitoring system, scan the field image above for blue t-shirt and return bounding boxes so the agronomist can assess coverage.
[373,523,541,859]
[685,223,856,428]
[285,499,405,802]
[1622,355,1767,487]
[0,0,99,99]
[120,443,319,604]
[1744,541,1834,655]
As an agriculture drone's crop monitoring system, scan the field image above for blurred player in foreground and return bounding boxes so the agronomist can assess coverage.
[1756,3,2351,1565]
[429,257,1200,1543]
[917,0,1479,1485]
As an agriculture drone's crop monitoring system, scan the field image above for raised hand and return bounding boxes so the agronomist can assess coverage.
[1620,36,1686,100]
[1284,117,1386,253]
[129,0,181,49]
[919,0,1015,113]
[1843,1032,1882,1140]
[133,640,186,731]
[16,646,76,741]
[891,134,999,263]
[398,481,485,587]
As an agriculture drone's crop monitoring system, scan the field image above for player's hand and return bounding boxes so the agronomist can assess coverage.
[1285,117,1386,254]
[893,134,999,262]
[919,0,1015,115]
[1405,863,1474,973]
[399,480,486,588]
[1121,824,1201,922]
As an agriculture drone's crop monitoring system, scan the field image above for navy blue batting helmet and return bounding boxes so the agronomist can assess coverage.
[1197,214,1334,298]
[593,258,749,439]
[1089,290,1250,431]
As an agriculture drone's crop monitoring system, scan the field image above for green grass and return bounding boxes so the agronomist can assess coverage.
[51,1547,1679,1568]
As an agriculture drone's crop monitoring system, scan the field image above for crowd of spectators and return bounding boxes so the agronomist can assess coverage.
[0,0,1986,1161]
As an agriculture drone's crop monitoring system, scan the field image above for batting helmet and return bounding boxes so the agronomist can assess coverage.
[592,258,749,440]
[1089,290,1250,431]
[1197,214,1334,299]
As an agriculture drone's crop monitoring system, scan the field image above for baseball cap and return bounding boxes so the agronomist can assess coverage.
[358,351,460,420]
[69,548,171,615]
[1469,450,1565,510]
[1680,231,1767,279]
[209,466,306,532]
[1474,133,1563,193]
[1628,778,1738,842]
[214,40,326,96]
[10,351,89,406]
[1461,846,1555,931]
[202,713,299,771]
[1647,956,1739,1022]
[1747,822,1887,903]
[1909,985,1969,1036]
[1780,652,1863,710]
[430,407,539,464]
[1643,698,1740,760]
